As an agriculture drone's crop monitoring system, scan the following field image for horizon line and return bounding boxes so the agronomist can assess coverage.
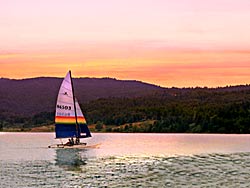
[1,76,249,89]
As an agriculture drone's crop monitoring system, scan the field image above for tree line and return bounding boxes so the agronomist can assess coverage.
[1,88,250,133]
[84,89,250,133]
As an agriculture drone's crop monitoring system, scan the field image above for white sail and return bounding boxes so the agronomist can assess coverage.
[54,71,91,139]
[55,71,76,121]
[75,99,87,124]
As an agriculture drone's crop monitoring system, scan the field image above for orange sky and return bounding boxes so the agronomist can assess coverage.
[1,42,250,87]
[1,0,250,87]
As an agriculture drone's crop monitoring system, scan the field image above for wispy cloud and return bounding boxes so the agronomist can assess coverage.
[1,0,250,86]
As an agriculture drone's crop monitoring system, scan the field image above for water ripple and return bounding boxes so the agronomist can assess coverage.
[1,152,250,187]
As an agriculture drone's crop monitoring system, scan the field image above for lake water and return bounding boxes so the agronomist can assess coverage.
[1,133,250,187]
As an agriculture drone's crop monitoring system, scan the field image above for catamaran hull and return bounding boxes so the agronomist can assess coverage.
[48,143,100,149]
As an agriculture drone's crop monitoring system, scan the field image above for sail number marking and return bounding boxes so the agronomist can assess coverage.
[57,105,72,110]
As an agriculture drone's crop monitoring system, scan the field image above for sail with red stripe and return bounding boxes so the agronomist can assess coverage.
[55,71,91,138]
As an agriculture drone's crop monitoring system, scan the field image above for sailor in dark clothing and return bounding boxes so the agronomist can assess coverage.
[75,138,80,145]
[64,138,74,146]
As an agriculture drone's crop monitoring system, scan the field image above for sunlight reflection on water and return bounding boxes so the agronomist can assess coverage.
[1,133,250,187]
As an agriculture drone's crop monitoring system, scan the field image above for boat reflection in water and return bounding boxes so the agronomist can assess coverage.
[55,148,87,171]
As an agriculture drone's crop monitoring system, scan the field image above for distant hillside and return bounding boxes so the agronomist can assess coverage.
[0,77,163,115]
[1,77,250,133]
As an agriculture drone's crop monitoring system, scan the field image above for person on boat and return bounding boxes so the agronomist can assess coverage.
[75,138,80,145]
[64,138,74,146]
[70,137,74,144]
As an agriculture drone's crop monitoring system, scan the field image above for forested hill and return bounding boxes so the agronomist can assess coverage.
[0,77,163,115]
[1,76,250,133]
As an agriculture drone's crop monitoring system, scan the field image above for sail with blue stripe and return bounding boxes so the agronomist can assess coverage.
[55,71,91,139]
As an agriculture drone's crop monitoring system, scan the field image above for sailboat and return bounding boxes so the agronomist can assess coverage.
[48,71,96,148]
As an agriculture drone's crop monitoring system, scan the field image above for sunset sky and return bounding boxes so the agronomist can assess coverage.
[1,0,250,87]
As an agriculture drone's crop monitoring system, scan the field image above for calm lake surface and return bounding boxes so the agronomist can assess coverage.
[1,133,250,187]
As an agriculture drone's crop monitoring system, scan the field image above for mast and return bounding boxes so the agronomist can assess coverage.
[69,70,79,138]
